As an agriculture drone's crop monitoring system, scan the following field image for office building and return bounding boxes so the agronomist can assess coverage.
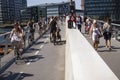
[0,0,27,24]
[21,1,75,22]
[21,6,46,22]
[81,0,84,10]
[85,0,120,22]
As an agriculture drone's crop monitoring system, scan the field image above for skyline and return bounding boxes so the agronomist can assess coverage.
[27,0,81,9]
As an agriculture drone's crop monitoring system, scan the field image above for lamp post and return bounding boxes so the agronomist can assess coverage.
[68,0,76,29]
[69,0,76,22]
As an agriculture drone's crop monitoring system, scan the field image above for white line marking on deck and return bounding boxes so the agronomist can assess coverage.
[26,62,31,65]
[35,51,39,55]
[40,45,44,49]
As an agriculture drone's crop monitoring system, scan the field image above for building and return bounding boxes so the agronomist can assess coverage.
[85,0,120,22]
[81,0,84,10]
[76,9,84,17]
[46,2,74,17]
[21,1,75,22]
[21,6,46,23]
[0,0,27,24]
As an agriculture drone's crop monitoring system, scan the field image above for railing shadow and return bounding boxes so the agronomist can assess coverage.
[0,71,13,80]
[111,46,120,49]
[97,49,117,52]
[23,55,44,63]
[0,71,34,80]
[35,41,44,45]
[54,40,66,46]
[19,73,34,80]
[98,45,120,52]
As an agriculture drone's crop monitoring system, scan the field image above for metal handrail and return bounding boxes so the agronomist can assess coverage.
[96,20,120,27]
[96,20,120,40]
[0,23,48,55]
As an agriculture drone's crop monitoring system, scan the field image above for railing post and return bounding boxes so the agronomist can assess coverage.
[4,34,9,55]
[0,56,1,68]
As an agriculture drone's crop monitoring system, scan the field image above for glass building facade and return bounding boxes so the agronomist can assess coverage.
[21,1,75,22]
[0,0,27,24]
[47,2,72,17]
[21,6,47,22]
[85,0,120,22]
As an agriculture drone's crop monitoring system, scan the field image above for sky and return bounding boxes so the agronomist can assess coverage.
[27,0,81,9]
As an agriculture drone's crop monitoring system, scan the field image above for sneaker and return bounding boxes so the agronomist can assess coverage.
[19,49,23,52]
[109,48,112,51]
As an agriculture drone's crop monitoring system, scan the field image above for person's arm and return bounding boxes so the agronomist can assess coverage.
[98,27,102,35]
[103,23,107,30]
[110,24,113,33]
[89,25,93,38]
[56,21,59,30]
[10,29,14,38]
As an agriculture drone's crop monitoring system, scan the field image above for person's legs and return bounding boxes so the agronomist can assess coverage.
[78,25,81,32]
[106,40,108,48]
[32,32,34,40]
[94,40,99,50]
[106,33,112,50]
[50,29,52,41]
[93,41,96,49]
[50,29,55,42]
[108,39,111,50]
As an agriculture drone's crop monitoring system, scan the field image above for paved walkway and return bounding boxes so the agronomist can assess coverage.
[82,24,120,79]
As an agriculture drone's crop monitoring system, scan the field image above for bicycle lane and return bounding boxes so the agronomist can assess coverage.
[0,25,49,74]
[0,23,66,80]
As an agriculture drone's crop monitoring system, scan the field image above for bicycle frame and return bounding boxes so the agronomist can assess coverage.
[12,41,21,61]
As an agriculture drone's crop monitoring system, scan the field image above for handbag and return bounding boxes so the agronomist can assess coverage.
[11,34,20,42]
[98,34,103,38]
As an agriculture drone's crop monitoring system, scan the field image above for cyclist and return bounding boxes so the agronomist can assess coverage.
[10,22,23,59]
[49,16,59,42]
[38,19,43,35]
[27,19,35,40]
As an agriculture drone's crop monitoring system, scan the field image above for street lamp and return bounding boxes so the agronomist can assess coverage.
[69,0,76,22]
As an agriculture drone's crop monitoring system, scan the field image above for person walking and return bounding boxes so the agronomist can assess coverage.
[49,16,59,42]
[85,18,92,34]
[103,18,112,50]
[10,22,24,51]
[76,15,82,32]
[27,19,35,40]
[90,20,102,50]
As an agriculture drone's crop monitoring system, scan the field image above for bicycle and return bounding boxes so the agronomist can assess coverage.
[28,31,34,45]
[52,31,56,45]
[12,41,22,64]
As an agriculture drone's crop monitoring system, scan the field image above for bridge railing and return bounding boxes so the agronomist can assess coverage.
[95,20,120,40]
[65,17,119,80]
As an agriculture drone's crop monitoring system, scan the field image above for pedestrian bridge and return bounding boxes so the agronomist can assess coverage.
[0,20,120,80]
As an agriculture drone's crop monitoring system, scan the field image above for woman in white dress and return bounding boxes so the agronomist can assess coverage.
[10,22,23,50]
[90,20,102,50]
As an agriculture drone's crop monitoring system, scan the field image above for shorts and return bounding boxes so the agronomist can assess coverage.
[103,32,111,40]
[50,28,57,34]
[30,29,35,33]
